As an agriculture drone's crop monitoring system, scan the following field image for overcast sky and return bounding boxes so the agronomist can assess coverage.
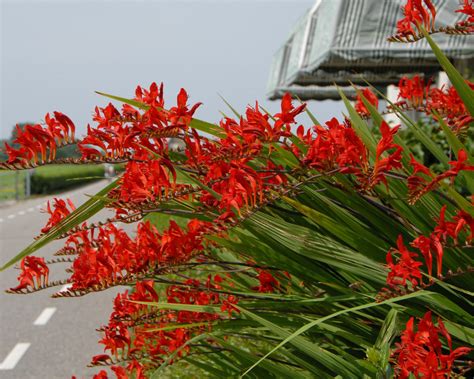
[1,0,344,140]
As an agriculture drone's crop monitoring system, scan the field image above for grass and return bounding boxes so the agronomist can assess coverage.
[0,171,26,201]
[0,164,122,201]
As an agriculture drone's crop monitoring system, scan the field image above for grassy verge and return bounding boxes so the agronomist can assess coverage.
[31,164,105,194]
[0,171,26,201]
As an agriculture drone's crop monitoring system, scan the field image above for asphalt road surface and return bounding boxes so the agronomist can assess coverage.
[0,180,126,378]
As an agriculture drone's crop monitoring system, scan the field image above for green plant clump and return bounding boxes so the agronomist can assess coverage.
[0,8,473,379]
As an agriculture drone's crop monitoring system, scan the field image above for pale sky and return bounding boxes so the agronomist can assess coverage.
[1,0,343,139]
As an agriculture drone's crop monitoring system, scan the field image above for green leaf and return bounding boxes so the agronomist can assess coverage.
[240,291,431,377]
[174,165,222,201]
[236,305,363,378]
[215,336,309,379]
[95,91,148,109]
[132,300,225,315]
[436,115,470,160]
[219,94,241,119]
[374,309,398,349]
[303,104,321,126]
[189,118,226,139]
[282,194,387,259]
[270,143,300,166]
[246,212,386,284]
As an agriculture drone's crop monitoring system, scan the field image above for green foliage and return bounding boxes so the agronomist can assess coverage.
[400,119,473,171]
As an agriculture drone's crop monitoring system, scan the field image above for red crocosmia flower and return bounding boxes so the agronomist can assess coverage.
[433,205,474,245]
[366,121,403,189]
[92,370,109,379]
[25,124,56,162]
[411,233,444,278]
[398,76,430,107]
[221,295,239,316]
[93,103,121,127]
[41,198,75,234]
[408,150,474,203]
[451,210,474,243]
[407,155,434,203]
[427,84,474,135]
[202,159,263,215]
[99,325,131,358]
[393,311,471,379]
[396,0,437,38]
[386,235,423,289]
[126,360,146,379]
[303,118,368,175]
[274,93,306,130]
[354,88,379,117]
[168,88,202,129]
[69,224,136,290]
[10,256,49,292]
[456,0,474,23]
[411,235,434,277]
[45,111,75,145]
[133,280,159,303]
[3,113,75,166]
[78,103,143,160]
[260,161,288,186]
[91,354,112,366]
[3,142,28,164]
[111,365,128,379]
[159,219,209,264]
[433,205,456,242]
[245,101,293,142]
[78,126,107,159]
[445,149,474,179]
[253,270,280,293]
[10,81,474,377]
[4,125,48,165]
[135,82,165,108]
[118,160,177,203]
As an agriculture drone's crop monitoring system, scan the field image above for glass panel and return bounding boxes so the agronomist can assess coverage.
[285,13,309,80]
[307,0,343,67]
[266,45,285,92]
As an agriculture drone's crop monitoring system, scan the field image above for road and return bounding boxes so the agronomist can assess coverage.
[0,180,126,378]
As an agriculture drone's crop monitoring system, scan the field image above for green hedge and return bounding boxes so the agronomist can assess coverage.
[31,164,105,194]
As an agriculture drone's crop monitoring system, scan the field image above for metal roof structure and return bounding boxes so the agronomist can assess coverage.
[267,0,474,100]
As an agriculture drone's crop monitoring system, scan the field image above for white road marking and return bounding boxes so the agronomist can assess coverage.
[7,214,15,219]
[0,343,31,370]
[0,218,3,223]
[33,307,57,326]
[18,211,26,216]
[27,207,35,212]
